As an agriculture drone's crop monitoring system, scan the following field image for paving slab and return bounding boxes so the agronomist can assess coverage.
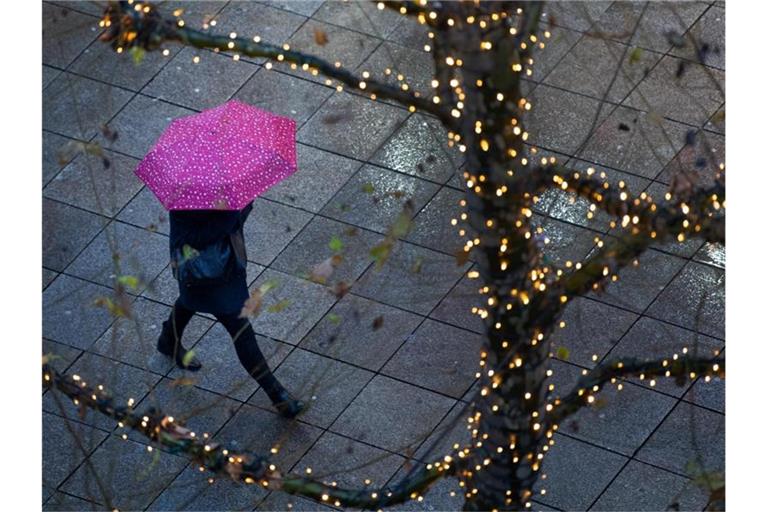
[43,131,78,186]
[66,220,169,292]
[624,56,725,126]
[358,42,436,99]
[371,114,463,184]
[636,402,725,475]
[215,403,324,469]
[44,350,163,430]
[321,164,440,234]
[249,348,374,428]
[531,214,599,267]
[331,375,455,454]
[684,375,725,414]
[42,3,99,69]
[405,186,466,255]
[235,68,333,124]
[116,186,170,235]
[647,261,725,339]
[550,296,638,368]
[670,6,725,71]
[69,37,180,92]
[149,462,267,511]
[143,46,258,111]
[579,105,690,180]
[43,65,62,90]
[44,149,143,217]
[694,242,725,270]
[530,26,583,83]
[43,491,100,511]
[592,459,709,511]
[533,433,627,511]
[42,274,117,350]
[527,85,608,155]
[96,94,195,159]
[300,293,424,371]
[241,198,314,266]
[382,319,482,399]
[386,13,431,50]
[155,1,230,27]
[43,198,106,271]
[607,316,722,396]
[248,269,339,344]
[139,377,241,444]
[589,248,686,313]
[43,72,134,140]
[413,400,471,462]
[260,143,363,213]
[354,241,469,316]
[256,491,335,511]
[545,37,663,103]
[656,130,724,187]
[60,435,187,510]
[262,0,323,17]
[43,338,84,375]
[705,105,725,134]
[533,156,650,232]
[215,1,307,56]
[541,2,612,32]
[429,269,485,334]
[591,2,709,53]
[43,268,59,290]
[313,0,402,38]
[272,215,383,285]
[295,431,405,489]
[389,471,466,511]
[42,411,108,502]
[299,91,409,160]
[285,19,381,79]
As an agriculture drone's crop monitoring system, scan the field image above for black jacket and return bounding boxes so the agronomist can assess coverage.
[168,202,253,316]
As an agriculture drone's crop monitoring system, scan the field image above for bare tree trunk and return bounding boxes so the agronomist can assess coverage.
[431,4,555,509]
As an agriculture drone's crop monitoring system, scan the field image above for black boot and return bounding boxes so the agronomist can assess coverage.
[271,388,305,419]
[157,321,202,372]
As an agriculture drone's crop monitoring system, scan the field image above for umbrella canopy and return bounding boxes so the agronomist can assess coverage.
[135,99,297,210]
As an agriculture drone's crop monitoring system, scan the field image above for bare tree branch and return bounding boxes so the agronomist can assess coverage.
[42,364,455,509]
[99,1,457,128]
[545,354,724,427]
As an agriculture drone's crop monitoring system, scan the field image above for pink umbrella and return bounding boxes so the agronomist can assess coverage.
[135,99,297,210]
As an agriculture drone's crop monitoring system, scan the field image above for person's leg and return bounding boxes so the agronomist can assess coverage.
[162,300,195,346]
[215,314,282,398]
[216,314,304,418]
[157,299,201,371]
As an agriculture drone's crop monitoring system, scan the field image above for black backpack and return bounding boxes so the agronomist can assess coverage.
[171,230,246,288]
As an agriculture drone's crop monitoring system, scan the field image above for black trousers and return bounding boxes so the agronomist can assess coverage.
[164,299,283,401]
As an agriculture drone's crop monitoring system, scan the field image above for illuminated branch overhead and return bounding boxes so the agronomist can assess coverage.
[42,364,455,509]
[99,1,457,128]
[545,354,725,428]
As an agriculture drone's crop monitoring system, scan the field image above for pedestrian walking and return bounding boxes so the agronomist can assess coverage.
[135,100,304,418]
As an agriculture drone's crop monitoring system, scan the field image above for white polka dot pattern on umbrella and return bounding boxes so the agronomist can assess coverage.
[135,99,298,210]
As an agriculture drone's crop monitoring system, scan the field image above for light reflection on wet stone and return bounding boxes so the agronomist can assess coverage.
[321,164,440,233]
[372,114,463,184]
[695,242,725,269]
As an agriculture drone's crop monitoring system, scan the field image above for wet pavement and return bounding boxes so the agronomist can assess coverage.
[42,1,725,510]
